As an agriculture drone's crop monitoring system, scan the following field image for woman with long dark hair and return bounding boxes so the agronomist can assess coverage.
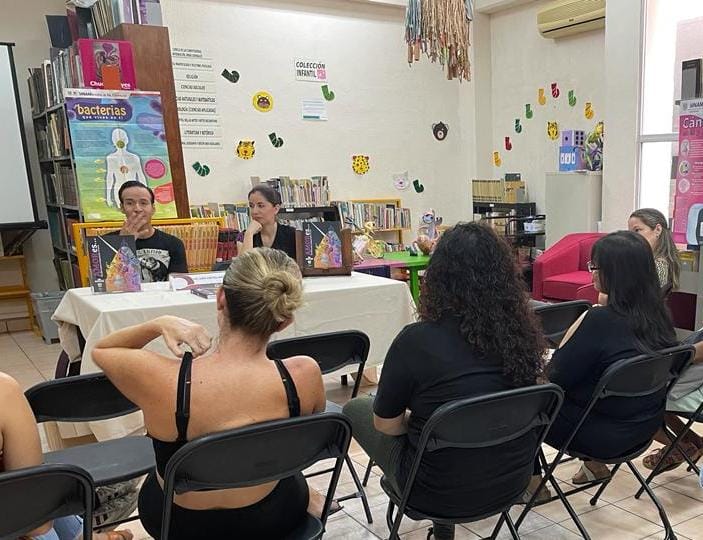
[544,231,677,484]
[344,222,545,540]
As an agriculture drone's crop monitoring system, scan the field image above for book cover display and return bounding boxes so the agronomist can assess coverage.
[298,221,352,276]
[64,88,177,221]
[88,234,142,293]
[76,38,136,90]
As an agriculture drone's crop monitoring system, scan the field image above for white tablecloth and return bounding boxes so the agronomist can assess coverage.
[51,272,416,441]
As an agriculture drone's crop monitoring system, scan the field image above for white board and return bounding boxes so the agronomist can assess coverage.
[0,44,38,226]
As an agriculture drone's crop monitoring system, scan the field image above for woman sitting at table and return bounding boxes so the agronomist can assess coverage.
[344,222,546,540]
[237,185,297,260]
[0,372,132,540]
[628,208,680,291]
[543,231,677,485]
[93,248,327,539]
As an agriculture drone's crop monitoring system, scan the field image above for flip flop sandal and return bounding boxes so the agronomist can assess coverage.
[643,447,686,472]
[571,463,611,485]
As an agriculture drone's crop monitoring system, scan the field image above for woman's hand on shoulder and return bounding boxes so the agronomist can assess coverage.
[155,315,212,358]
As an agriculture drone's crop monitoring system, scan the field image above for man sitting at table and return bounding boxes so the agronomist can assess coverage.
[108,180,188,282]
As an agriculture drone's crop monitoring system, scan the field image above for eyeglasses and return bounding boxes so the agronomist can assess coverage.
[587,261,599,273]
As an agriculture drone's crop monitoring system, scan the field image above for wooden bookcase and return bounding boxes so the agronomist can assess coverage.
[103,24,189,218]
[348,198,411,244]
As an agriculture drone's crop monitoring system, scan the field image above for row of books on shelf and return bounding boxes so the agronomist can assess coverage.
[35,111,70,158]
[334,201,411,231]
[43,164,78,207]
[67,0,163,40]
[257,176,331,208]
[190,203,251,232]
[217,229,238,262]
[54,257,81,289]
[28,38,136,113]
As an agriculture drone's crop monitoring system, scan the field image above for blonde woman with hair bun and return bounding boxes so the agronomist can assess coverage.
[93,248,328,539]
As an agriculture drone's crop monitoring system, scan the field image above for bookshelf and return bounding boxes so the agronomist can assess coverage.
[29,24,189,289]
[338,199,412,244]
[33,102,81,290]
[103,24,189,218]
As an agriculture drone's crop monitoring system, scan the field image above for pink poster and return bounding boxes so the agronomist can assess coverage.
[673,99,703,244]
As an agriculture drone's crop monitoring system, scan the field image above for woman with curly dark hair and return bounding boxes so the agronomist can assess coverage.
[343,222,546,540]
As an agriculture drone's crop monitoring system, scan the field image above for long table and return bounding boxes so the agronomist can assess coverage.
[51,272,416,442]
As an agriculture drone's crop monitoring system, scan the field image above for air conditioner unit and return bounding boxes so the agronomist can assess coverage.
[538,0,606,39]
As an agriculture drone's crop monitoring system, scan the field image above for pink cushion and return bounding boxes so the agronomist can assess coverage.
[543,271,594,301]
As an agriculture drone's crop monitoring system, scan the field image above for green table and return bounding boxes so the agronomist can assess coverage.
[382,252,431,304]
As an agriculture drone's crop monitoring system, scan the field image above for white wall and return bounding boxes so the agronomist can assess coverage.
[601,0,643,230]
[487,1,605,213]
[162,0,474,228]
[0,0,63,293]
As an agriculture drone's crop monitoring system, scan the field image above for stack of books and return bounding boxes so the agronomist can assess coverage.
[66,0,163,39]
[334,201,412,231]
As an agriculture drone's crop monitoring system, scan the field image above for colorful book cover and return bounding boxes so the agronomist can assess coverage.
[76,38,136,90]
[64,88,177,221]
[302,222,343,270]
[88,234,142,293]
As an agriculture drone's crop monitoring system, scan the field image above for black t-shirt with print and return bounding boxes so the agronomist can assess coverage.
[107,229,187,282]
[374,317,537,517]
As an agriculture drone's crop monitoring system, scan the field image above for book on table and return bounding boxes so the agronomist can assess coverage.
[87,234,141,293]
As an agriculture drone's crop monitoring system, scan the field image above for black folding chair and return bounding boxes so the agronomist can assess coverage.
[533,300,591,348]
[267,330,374,523]
[0,463,94,540]
[160,412,352,540]
[635,399,703,499]
[378,384,563,540]
[25,373,155,525]
[516,345,694,540]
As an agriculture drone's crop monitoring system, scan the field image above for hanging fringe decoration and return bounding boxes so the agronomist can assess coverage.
[405,0,473,82]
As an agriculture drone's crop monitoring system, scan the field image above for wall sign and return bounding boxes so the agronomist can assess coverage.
[294,58,328,82]
[172,46,222,148]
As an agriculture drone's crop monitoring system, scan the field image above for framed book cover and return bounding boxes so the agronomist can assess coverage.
[76,38,136,90]
[64,88,177,222]
[296,222,352,276]
[87,234,142,293]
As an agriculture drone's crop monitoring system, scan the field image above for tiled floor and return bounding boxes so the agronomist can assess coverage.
[3,330,703,540]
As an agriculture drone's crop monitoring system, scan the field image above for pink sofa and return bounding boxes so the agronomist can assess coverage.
[532,233,604,302]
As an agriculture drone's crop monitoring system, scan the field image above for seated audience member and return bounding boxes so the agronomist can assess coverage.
[93,248,326,539]
[109,180,188,282]
[543,231,677,485]
[343,223,546,540]
[237,185,297,260]
[628,208,680,291]
[0,372,131,540]
[627,209,703,470]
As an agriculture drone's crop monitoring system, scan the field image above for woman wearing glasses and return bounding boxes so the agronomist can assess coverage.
[537,231,677,486]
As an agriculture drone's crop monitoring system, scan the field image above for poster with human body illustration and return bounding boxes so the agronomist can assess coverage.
[64,88,177,222]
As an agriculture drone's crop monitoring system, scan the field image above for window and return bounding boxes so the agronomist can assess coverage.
[639,1,703,217]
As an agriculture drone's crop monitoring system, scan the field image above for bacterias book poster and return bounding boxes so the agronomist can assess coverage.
[64,88,177,222]
[88,234,142,293]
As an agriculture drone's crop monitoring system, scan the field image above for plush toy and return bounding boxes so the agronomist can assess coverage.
[351,220,387,261]
[414,209,443,255]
